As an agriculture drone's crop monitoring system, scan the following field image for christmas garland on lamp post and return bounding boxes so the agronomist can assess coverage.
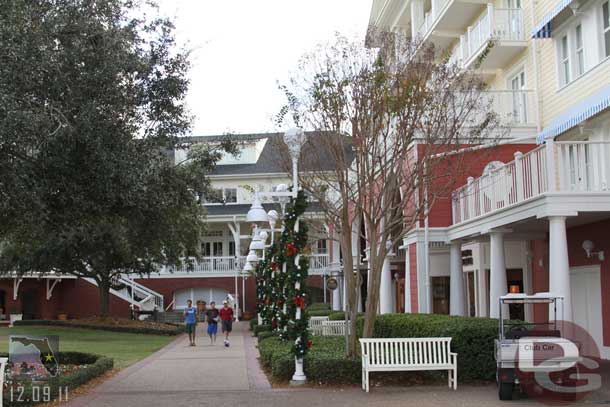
[254,190,310,381]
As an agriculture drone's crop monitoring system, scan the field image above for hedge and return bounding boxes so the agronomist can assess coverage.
[1,352,113,407]
[307,310,333,317]
[13,319,182,336]
[328,311,364,321]
[367,314,499,381]
[259,313,500,384]
[258,336,360,384]
[249,318,258,331]
[253,324,271,337]
[306,303,331,311]
[256,330,277,342]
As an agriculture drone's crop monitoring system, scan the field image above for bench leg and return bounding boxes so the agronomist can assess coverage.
[448,369,452,388]
[453,367,457,390]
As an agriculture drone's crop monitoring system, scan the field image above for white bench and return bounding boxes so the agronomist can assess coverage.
[308,316,329,336]
[359,337,457,392]
[322,320,349,336]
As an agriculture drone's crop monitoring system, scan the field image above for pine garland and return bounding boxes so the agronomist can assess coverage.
[254,190,311,358]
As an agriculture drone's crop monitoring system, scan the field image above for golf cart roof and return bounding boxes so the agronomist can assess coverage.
[500,292,563,304]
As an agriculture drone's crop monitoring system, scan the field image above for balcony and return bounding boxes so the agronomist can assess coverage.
[452,141,610,225]
[158,254,332,276]
[417,0,487,51]
[457,5,526,71]
[480,90,536,127]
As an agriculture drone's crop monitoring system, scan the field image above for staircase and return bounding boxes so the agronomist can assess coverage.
[84,276,164,312]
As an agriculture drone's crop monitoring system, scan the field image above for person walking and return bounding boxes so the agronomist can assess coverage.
[183,299,197,346]
[220,300,234,347]
[205,301,220,345]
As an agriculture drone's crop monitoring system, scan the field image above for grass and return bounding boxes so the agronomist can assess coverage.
[0,325,176,368]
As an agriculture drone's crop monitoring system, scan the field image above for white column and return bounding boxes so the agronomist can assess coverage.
[449,241,466,316]
[380,255,393,314]
[548,216,572,322]
[489,231,508,319]
[332,280,341,311]
[404,245,412,313]
[476,243,488,317]
[411,0,424,38]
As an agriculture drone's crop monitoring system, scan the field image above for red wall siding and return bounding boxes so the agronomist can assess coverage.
[409,243,418,313]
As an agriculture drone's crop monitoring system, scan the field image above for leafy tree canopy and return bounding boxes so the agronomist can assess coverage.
[0,0,236,313]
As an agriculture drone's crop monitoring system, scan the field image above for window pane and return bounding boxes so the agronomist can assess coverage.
[213,242,223,256]
[606,30,610,57]
[224,188,237,203]
[561,36,568,57]
[575,25,582,48]
[604,2,609,29]
[228,241,236,256]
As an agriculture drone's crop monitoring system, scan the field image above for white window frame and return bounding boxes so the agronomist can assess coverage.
[558,34,572,87]
[223,187,238,204]
[575,24,585,76]
[603,0,610,58]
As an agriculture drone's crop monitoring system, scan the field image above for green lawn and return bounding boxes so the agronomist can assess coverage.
[0,326,176,368]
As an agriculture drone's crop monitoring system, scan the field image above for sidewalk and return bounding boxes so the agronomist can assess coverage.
[65,323,547,407]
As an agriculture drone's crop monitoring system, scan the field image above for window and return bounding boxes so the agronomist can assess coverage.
[575,24,585,76]
[602,1,610,57]
[509,70,527,123]
[228,241,236,256]
[224,188,237,204]
[315,239,327,254]
[201,242,211,257]
[213,242,223,256]
[559,35,571,85]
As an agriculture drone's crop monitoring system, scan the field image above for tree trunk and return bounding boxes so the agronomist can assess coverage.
[98,279,111,318]
[362,244,385,338]
[340,216,359,357]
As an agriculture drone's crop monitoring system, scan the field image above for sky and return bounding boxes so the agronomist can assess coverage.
[156,0,372,136]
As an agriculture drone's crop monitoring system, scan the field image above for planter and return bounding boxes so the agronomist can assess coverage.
[241,311,253,321]
[9,313,23,326]
[57,313,68,321]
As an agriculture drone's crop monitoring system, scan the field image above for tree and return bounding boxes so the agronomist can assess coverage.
[277,32,502,354]
[0,0,236,315]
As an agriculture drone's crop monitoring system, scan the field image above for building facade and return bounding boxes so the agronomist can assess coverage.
[0,133,339,321]
[369,0,610,359]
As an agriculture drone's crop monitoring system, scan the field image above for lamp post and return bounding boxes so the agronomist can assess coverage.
[242,128,307,384]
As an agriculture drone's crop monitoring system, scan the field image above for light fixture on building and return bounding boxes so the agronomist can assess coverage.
[249,232,266,251]
[247,192,268,223]
[267,210,279,230]
[509,285,520,294]
[582,240,605,261]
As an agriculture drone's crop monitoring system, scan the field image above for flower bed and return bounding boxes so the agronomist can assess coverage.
[1,352,113,406]
[13,317,182,335]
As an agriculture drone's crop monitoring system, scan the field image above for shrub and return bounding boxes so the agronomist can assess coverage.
[1,352,113,407]
[257,331,276,342]
[13,319,182,336]
[249,318,258,331]
[253,324,271,337]
[307,310,333,317]
[369,313,499,381]
[258,336,359,383]
[328,311,364,321]
[306,303,331,311]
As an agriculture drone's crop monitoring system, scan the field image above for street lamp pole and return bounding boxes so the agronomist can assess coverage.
[243,128,307,384]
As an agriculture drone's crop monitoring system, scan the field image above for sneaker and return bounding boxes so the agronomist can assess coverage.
[224,340,230,348]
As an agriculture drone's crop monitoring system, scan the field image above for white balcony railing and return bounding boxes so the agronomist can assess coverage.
[482,90,535,126]
[452,141,610,224]
[160,254,331,275]
[417,0,449,38]
[462,5,524,63]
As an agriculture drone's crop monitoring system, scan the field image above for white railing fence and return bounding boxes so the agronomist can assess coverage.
[417,0,449,38]
[452,140,610,224]
[463,5,523,62]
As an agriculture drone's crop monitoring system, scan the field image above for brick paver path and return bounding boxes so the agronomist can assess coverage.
[66,322,609,407]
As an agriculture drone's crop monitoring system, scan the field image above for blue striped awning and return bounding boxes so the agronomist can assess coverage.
[536,84,610,144]
[531,0,573,38]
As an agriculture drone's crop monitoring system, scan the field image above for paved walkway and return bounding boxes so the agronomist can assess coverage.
[66,323,607,407]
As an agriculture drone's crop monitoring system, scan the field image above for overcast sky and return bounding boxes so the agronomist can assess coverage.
[156,0,372,136]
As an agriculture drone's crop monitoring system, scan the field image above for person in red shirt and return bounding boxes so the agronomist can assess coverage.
[219,300,234,347]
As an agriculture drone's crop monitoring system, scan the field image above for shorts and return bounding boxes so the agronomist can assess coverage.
[185,323,195,334]
[207,323,218,335]
[222,320,232,333]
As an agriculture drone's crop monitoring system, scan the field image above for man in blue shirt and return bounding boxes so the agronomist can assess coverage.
[184,299,197,346]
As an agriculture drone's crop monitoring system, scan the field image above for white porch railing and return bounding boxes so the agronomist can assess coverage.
[452,141,610,224]
[160,253,331,275]
[462,5,523,62]
[417,0,449,38]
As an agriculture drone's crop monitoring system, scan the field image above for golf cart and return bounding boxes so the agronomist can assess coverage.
[495,293,580,401]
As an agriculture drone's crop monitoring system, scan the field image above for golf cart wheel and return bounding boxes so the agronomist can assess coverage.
[499,382,514,400]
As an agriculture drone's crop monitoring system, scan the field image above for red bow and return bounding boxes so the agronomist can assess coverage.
[286,243,297,256]
[271,263,278,270]
[293,296,305,309]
